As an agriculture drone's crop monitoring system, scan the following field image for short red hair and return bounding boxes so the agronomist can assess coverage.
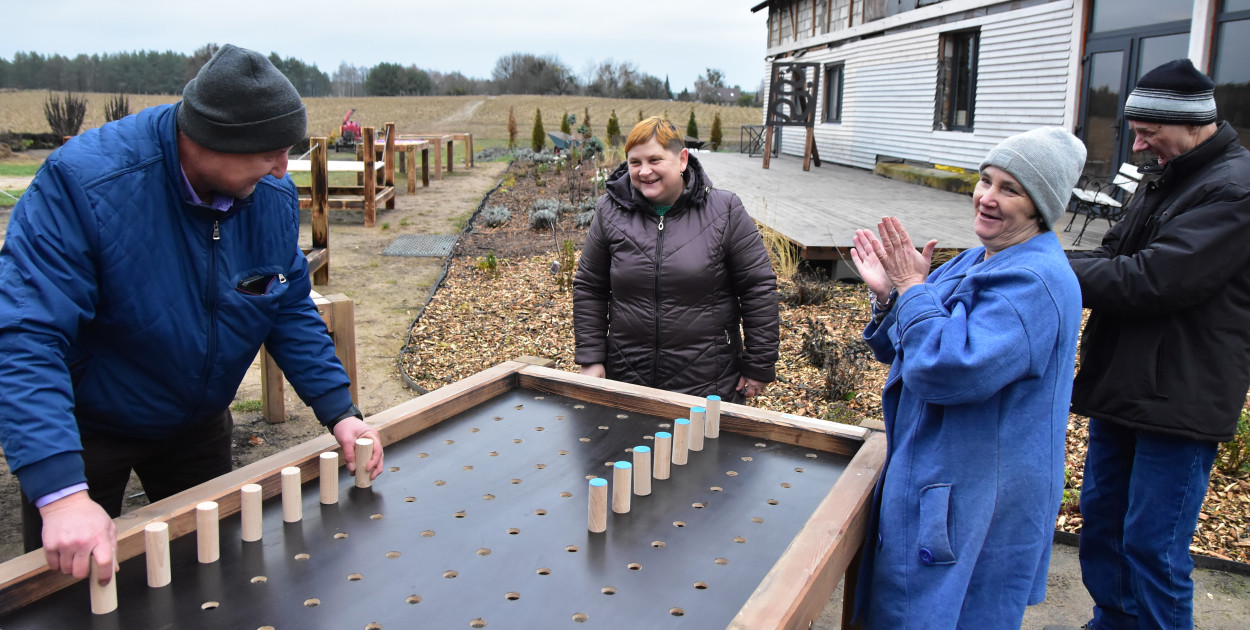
[625,116,685,154]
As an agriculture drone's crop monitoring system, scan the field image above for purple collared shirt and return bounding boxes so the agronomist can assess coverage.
[180,167,235,212]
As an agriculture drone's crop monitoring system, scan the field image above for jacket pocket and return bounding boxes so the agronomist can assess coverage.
[917,483,957,566]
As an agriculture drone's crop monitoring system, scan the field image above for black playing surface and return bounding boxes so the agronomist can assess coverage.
[0,388,850,629]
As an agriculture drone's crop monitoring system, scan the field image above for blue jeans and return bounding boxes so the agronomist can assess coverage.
[1078,418,1217,630]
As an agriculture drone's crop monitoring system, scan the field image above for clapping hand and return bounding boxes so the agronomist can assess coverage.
[863,217,936,297]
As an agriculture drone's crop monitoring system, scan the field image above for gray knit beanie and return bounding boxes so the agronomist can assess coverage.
[979,127,1087,229]
[1124,58,1217,125]
[177,44,306,153]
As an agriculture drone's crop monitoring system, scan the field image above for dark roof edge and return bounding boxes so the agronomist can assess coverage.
[751,1,769,13]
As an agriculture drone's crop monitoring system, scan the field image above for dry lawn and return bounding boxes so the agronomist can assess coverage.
[0,91,762,149]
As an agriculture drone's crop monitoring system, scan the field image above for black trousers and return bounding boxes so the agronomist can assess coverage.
[21,409,234,552]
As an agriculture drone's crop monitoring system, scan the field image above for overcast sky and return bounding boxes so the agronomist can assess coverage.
[2,0,769,92]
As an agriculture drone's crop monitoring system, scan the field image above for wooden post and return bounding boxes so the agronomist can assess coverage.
[281,467,302,523]
[260,347,284,424]
[323,293,358,403]
[430,137,443,180]
[587,477,607,533]
[196,501,219,564]
[633,446,652,496]
[362,126,377,227]
[762,125,774,169]
[310,136,329,285]
[421,145,430,187]
[689,407,706,452]
[320,452,339,504]
[88,557,116,615]
[654,432,672,480]
[612,461,632,514]
[384,122,396,210]
[672,419,690,466]
[404,145,417,194]
[705,395,722,439]
[240,484,263,542]
[144,522,171,588]
[466,133,474,168]
[355,438,374,488]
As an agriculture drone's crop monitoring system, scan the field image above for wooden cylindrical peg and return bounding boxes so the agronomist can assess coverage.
[282,467,302,523]
[672,418,691,466]
[654,432,672,480]
[689,407,706,452]
[320,451,339,504]
[240,484,263,542]
[144,522,171,588]
[705,395,722,438]
[612,461,632,514]
[196,501,219,564]
[355,438,374,488]
[588,477,608,533]
[633,446,652,496]
[89,554,117,615]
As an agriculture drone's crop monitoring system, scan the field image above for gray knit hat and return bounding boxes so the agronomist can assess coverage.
[979,127,1087,229]
[177,44,306,153]
[1124,58,1217,125]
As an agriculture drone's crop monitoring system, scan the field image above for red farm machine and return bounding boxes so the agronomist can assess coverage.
[334,108,362,152]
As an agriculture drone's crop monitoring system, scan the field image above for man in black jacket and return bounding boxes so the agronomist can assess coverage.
[1064,59,1250,630]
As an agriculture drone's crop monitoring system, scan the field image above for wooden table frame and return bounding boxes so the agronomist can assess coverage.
[258,291,358,423]
[0,360,884,629]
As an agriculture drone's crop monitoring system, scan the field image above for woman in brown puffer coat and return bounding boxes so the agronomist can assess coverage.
[572,117,779,403]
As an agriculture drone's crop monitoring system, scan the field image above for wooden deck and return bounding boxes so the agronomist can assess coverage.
[696,151,1110,262]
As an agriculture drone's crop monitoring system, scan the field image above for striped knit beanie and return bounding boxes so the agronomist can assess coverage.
[1123,58,1217,125]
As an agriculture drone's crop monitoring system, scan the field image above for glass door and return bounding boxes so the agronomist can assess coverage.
[1080,48,1126,179]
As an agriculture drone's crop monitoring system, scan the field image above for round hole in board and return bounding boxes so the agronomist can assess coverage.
[558,450,569,455]
[572,613,589,623]
[601,586,617,595]
[795,467,805,473]
[505,591,521,601]
[536,567,551,575]
[534,395,544,400]
[781,483,792,489]
[616,414,629,419]
[693,502,708,509]
[659,423,672,429]
[417,452,429,459]
[463,465,475,471]
[406,595,422,605]
[483,494,496,501]
[421,530,436,537]
[535,509,547,516]
[670,608,686,617]
[514,405,524,410]
[674,521,686,528]
[726,471,739,477]
[201,601,219,610]
[652,540,666,548]
[434,480,446,487]
[535,427,545,432]
[348,573,363,581]
[250,575,268,583]
[386,551,401,559]
[510,478,522,484]
[294,553,310,561]
[259,627,276,630]
[477,548,491,556]
[752,517,765,524]
[366,623,383,630]
[694,581,709,590]
[389,466,400,473]
[454,511,467,518]
[489,451,499,457]
[565,545,579,553]
[579,438,591,443]
[536,463,547,469]
[334,533,349,539]
[627,562,642,571]
[733,536,747,544]
[574,404,585,409]
[741,456,753,462]
[643,435,654,440]
[512,439,523,444]
[404,497,416,503]
[710,486,723,492]
[493,416,504,421]
[806,453,819,459]
[555,415,565,420]
[470,427,480,433]
[445,440,455,445]
[443,570,458,579]
[714,557,729,565]
[598,426,610,431]
[508,528,520,535]
[370,513,384,520]
[559,492,572,498]
[767,499,779,506]
[755,442,767,448]
[304,598,320,607]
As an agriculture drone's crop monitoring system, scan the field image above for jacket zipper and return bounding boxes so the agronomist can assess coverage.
[192,219,221,421]
[651,214,665,386]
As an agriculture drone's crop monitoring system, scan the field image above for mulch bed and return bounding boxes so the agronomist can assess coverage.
[400,157,1250,564]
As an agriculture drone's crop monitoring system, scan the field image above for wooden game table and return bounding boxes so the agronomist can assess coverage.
[0,360,884,629]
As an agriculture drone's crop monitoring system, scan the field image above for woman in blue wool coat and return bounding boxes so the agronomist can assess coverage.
[849,127,1086,629]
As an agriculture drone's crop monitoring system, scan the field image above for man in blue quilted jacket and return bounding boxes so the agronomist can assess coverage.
[0,44,383,585]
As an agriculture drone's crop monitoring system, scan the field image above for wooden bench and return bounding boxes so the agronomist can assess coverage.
[371,135,431,194]
[290,125,396,227]
[258,290,358,423]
